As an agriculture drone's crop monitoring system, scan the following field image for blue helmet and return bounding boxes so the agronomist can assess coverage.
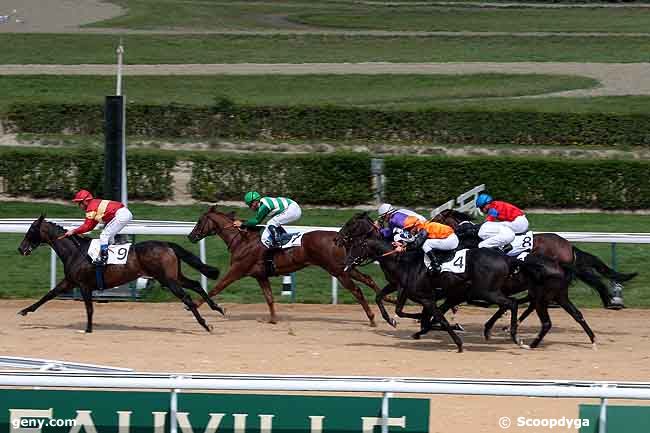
[475,193,493,208]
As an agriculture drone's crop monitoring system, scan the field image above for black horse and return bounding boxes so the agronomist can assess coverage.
[17,215,223,333]
[340,213,596,349]
[343,231,520,353]
[433,209,637,309]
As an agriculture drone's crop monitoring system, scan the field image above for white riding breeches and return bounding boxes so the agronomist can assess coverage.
[99,207,133,245]
[478,216,528,248]
[261,202,302,247]
[422,234,459,253]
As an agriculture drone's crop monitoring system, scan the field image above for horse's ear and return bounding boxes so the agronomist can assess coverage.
[38,213,46,222]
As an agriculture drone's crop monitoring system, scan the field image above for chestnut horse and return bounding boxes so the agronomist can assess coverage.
[433,209,637,309]
[187,206,384,325]
[17,215,223,333]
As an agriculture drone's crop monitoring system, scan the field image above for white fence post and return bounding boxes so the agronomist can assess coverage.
[331,276,338,305]
[50,249,57,290]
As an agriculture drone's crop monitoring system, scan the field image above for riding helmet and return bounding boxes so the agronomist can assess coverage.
[377,203,396,217]
[72,189,93,202]
[475,193,493,208]
[244,191,261,206]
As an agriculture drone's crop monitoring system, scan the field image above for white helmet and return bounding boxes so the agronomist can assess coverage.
[378,203,396,217]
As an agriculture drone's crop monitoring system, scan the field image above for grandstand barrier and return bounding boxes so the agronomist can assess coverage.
[2,372,650,433]
[2,219,649,304]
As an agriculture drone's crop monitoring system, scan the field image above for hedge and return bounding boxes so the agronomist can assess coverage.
[0,147,176,200]
[190,152,373,205]
[384,155,650,209]
[6,102,650,147]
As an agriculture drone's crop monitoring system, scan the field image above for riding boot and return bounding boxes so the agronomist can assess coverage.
[425,250,441,273]
[267,225,280,248]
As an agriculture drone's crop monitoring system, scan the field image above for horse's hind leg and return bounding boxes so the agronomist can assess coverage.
[484,306,508,341]
[556,293,597,346]
[337,273,376,327]
[179,273,225,316]
[422,299,463,352]
[166,279,212,332]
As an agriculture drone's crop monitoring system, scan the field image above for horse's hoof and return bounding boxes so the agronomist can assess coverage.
[269,318,278,324]
[215,307,226,316]
[411,333,421,340]
[389,319,397,328]
[457,346,464,353]
[369,320,377,328]
[17,310,28,317]
[520,343,531,350]
[592,342,598,351]
[206,324,213,333]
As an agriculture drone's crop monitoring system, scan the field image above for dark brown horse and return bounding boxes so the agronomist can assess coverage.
[433,209,637,309]
[187,206,384,325]
[17,215,224,333]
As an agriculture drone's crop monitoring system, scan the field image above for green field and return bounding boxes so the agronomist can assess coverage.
[3,34,650,64]
[0,74,598,111]
[0,202,645,308]
[83,1,650,33]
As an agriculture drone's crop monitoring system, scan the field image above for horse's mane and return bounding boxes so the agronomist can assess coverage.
[209,205,237,221]
[443,209,475,222]
[43,220,88,243]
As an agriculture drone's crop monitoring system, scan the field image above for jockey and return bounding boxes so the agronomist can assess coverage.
[62,189,133,265]
[399,216,459,273]
[234,191,302,248]
[475,193,529,252]
[376,203,426,243]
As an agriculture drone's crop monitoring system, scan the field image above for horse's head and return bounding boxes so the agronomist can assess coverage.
[188,206,237,243]
[431,209,475,229]
[336,212,379,248]
[343,237,391,272]
[18,214,48,256]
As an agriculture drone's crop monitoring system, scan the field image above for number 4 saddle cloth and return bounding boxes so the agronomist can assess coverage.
[87,239,132,265]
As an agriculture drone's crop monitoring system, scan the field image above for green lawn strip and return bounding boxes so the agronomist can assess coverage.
[83,1,650,33]
[294,7,650,33]
[1,202,645,308]
[2,34,650,64]
[0,74,598,111]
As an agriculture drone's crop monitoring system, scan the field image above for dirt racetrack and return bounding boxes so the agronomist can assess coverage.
[2,300,649,432]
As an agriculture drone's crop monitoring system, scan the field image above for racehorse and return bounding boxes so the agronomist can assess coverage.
[340,213,596,349]
[17,215,224,333]
[187,206,384,325]
[433,209,637,309]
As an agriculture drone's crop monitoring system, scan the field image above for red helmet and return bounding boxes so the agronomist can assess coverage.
[72,189,93,202]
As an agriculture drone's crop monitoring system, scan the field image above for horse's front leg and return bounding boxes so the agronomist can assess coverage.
[80,286,94,333]
[18,279,75,316]
[195,266,245,308]
[256,277,277,324]
[375,283,398,327]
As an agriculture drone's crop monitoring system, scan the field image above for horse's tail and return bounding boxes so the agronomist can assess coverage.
[573,246,638,283]
[168,243,220,279]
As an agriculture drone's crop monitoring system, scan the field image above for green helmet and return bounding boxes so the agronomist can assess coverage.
[244,191,261,206]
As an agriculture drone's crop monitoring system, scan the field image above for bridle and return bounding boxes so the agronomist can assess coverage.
[201,212,243,251]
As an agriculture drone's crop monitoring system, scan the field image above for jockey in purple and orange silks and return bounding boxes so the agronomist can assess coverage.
[376,203,426,242]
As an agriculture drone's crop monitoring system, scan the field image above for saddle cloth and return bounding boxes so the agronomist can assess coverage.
[507,231,534,257]
[88,239,132,265]
[279,232,304,249]
[440,249,468,274]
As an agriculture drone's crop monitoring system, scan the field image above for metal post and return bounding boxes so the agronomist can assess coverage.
[381,392,392,433]
[170,388,178,433]
[281,275,292,296]
[116,39,124,96]
[331,276,338,305]
[290,272,296,303]
[598,397,608,433]
[199,239,207,292]
[610,243,624,307]
[50,249,57,290]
